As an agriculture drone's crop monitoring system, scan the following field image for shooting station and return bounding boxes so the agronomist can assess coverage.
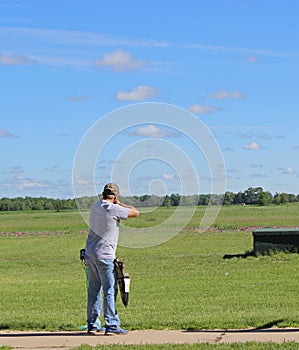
[253,228,299,254]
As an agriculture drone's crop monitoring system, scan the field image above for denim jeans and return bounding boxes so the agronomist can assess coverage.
[86,258,120,330]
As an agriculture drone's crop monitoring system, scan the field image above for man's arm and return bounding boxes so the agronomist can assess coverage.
[116,200,139,217]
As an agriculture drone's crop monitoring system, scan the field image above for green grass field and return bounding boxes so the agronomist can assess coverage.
[1,342,299,350]
[0,204,298,336]
[1,203,298,233]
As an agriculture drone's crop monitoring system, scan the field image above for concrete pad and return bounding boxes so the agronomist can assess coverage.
[219,328,299,344]
[1,329,299,349]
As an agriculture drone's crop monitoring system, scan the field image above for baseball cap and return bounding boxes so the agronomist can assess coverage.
[102,183,119,198]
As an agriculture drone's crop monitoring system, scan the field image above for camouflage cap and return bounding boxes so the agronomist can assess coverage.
[102,183,119,198]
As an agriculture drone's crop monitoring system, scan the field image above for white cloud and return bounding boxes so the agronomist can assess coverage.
[244,141,263,150]
[0,53,38,65]
[0,172,73,198]
[95,49,146,71]
[117,85,158,101]
[4,174,50,190]
[283,166,296,174]
[163,173,174,180]
[207,90,245,100]
[188,104,220,114]
[127,124,180,138]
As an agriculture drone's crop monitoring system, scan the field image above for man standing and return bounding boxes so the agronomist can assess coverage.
[85,183,139,335]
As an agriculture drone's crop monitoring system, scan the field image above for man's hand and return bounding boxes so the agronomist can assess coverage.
[117,200,139,217]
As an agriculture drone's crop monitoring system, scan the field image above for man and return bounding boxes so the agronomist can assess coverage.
[85,183,139,335]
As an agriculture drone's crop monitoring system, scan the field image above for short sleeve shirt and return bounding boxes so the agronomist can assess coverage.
[85,200,130,260]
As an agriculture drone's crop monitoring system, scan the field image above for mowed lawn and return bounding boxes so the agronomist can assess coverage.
[0,204,298,331]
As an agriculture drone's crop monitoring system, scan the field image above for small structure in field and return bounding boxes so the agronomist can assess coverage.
[253,228,299,254]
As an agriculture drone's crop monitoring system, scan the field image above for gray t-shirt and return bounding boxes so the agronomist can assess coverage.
[85,200,130,260]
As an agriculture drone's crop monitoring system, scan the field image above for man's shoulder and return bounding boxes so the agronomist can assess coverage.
[90,200,107,212]
[91,200,101,208]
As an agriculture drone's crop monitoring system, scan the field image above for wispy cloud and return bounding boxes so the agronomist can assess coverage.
[223,147,235,151]
[45,166,60,173]
[0,166,73,198]
[250,163,263,168]
[250,173,268,178]
[0,52,38,65]
[3,174,51,190]
[2,167,45,189]
[0,129,18,138]
[67,95,90,102]
[188,104,220,114]
[95,49,147,71]
[237,131,271,139]
[207,90,245,100]
[16,26,296,58]
[126,124,181,138]
[247,56,258,63]
[5,166,24,174]
[1,26,298,69]
[117,85,158,101]
[163,173,174,180]
[0,3,31,9]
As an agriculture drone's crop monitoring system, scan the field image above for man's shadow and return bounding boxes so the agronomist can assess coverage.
[184,319,299,333]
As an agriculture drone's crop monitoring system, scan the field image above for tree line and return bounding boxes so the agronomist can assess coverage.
[0,187,298,212]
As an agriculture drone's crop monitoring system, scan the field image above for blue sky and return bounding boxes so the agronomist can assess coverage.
[0,0,298,199]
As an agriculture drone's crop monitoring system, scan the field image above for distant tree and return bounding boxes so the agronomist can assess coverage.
[31,198,43,210]
[53,199,63,212]
[234,191,244,205]
[223,191,235,205]
[288,193,296,203]
[273,193,281,205]
[1,189,299,211]
[280,193,289,204]
[43,200,54,210]
[140,194,151,203]
[209,194,224,205]
[162,195,171,207]
[198,194,210,206]
[11,198,25,211]
[170,193,180,206]
[0,198,12,211]
[243,187,263,205]
[258,191,272,206]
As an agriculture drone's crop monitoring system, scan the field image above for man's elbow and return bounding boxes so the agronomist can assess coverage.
[128,209,139,218]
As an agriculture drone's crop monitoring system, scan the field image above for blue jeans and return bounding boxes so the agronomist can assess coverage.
[86,258,120,330]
